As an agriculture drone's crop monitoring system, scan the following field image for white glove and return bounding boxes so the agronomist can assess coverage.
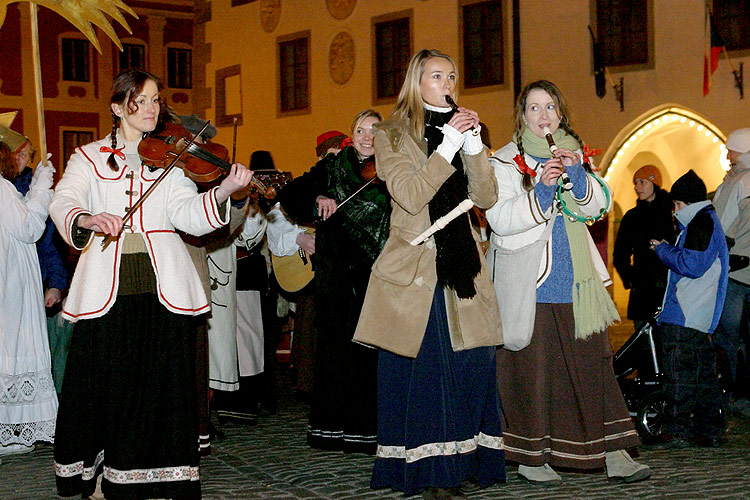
[436,124,464,163]
[30,154,55,192]
[462,124,484,155]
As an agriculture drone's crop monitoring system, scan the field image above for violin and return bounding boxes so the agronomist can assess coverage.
[138,122,277,198]
[333,155,380,211]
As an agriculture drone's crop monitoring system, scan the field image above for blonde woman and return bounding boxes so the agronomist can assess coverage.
[354,49,505,500]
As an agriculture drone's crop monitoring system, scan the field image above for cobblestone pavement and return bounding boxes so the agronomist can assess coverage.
[2,368,749,500]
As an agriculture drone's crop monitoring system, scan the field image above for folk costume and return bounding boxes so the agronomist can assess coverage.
[278,144,390,455]
[486,132,640,471]
[0,162,58,451]
[50,134,229,500]
[353,107,505,495]
[207,208,268,424]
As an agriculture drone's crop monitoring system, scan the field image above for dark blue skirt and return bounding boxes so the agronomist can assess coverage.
[372,288,505,495]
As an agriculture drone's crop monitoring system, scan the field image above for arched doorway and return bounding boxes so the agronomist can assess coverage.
[598,105,729,317]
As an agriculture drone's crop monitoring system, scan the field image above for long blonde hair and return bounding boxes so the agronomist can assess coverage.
[390,49,457,140]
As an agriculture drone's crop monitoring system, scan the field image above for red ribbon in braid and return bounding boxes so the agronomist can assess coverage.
[99,146,126,161]
[513,154,537,177]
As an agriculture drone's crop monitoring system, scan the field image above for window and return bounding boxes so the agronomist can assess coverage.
[712,0,750,51]
[461,0,504,88]
[373,13,411,102]
[62,130,94,169]
[596,0,648,67]
[231,0,256,5]
[120,43,145,72]
[62,38,90,82]
[277,32,310,114]
[167,48,192,89]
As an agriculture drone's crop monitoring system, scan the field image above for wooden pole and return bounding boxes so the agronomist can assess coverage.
[29,3,48,167]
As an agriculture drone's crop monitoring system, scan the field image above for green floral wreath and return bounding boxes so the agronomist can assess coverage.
[555,173,612,226]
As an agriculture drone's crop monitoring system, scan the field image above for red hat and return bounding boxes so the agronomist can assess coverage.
[316,130,348,158]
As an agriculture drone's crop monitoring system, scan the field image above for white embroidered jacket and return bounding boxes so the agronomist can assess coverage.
[486,141,612,287]
[49,136,229,322]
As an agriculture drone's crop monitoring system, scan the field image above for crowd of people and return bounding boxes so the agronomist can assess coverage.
[0,50,748,499]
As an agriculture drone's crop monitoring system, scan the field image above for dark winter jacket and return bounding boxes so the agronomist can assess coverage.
[613,187,675,320]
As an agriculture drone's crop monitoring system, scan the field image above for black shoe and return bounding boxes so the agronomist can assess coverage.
[459,477,481,493]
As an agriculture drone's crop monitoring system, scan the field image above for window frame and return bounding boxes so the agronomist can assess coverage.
[60,127,96,174]
[215,64,243,127]
[167,46,193,90]
[591,0,654,73]
[458,0,508,95]
[276,30,311,117]
[61,37,91,82]
[119,41,147,73]
[712,0,750,55]
[371,9,413,106]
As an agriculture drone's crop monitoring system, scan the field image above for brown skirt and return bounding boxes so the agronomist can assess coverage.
[496,302,639,469]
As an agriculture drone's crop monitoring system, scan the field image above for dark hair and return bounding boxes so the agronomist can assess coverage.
[0,142,15,181]
[107,69,164,171]
[514,80,588,191]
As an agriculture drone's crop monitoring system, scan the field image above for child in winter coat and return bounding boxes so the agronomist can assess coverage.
[651,169,728,447]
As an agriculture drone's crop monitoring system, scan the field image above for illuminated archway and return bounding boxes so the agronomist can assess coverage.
[598,105,728,319]
[600,105,728,212]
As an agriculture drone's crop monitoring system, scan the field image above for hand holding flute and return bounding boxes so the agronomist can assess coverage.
[542,126,573,190]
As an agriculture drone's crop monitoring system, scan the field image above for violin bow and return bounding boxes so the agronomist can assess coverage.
[231,117,238,164]
[100,120,211,250]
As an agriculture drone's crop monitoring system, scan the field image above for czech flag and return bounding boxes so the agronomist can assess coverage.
[703,12,724,96]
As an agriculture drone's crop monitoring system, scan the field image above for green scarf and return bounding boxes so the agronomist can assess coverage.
[517,127,618,338]
[517,127,581,158]
[560,189,620,339]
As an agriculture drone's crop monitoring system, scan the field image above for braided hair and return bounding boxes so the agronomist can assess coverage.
[107,69,164,172]
[513,80,591,191]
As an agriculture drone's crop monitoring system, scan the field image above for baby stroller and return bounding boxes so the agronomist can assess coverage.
[613,310,666,443]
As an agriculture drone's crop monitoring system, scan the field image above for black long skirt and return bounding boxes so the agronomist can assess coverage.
[54,294,201,499]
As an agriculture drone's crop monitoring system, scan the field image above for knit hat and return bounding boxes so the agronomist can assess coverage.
[726,128,750,154]
[180,114,217,140]
[670,169,707,204]
[633,164,662,188]
[0,125,30,154]
[316,130,348,158]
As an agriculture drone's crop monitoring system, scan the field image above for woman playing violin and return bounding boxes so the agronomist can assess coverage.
[277,109,389,455]
[50,69,252,500]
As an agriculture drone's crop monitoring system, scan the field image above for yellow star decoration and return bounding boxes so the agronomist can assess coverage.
[0,0,137,52]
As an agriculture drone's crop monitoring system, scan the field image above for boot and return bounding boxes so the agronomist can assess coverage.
[517,464,562,486]
[605,449,651,483]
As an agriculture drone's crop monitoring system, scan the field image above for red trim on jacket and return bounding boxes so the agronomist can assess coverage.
[62,238,121,319]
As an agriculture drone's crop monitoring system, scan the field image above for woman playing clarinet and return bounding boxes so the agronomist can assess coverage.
[485,80,650,486]
[353,49,505,500]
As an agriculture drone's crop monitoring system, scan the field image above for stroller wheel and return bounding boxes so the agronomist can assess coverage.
[636,391,666,443]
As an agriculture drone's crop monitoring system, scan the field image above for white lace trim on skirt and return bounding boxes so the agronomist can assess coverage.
[376,432,504,463]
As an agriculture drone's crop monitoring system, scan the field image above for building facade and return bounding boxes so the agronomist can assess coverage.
[196,0,750,304]
[0,0,195,174]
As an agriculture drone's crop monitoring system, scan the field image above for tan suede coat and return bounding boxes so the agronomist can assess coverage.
[353,118,503,358]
